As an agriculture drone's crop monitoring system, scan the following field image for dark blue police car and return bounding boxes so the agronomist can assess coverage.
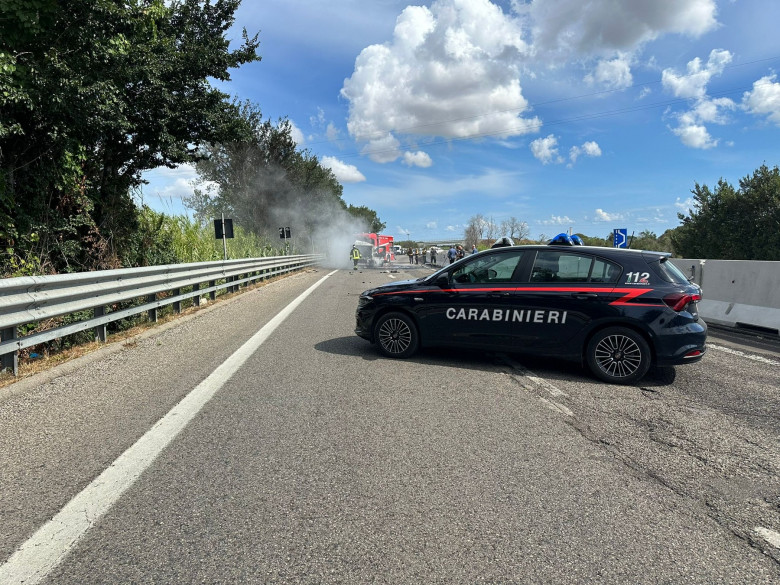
[355,239,707,384]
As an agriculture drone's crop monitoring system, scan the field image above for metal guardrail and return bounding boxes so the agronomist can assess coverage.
[0,254,323,375]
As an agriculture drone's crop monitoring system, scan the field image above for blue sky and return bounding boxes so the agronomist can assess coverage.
[141,0,780,242]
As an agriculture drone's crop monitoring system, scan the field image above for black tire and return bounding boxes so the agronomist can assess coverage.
[586,327,651,385]
[374,312,419,358]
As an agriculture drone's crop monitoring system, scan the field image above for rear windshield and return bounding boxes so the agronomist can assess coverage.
[650,257,690,284]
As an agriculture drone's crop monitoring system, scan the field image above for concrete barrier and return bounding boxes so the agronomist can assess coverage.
[670,258,780,335]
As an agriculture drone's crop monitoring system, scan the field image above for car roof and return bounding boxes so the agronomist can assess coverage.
[486,244,671,258]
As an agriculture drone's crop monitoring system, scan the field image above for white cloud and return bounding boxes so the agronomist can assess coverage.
[321,156,366,183]
[142,164,200,199]
[530,134,562,164]
[541,215,573,226]
[310,107,326,128]
[361,133,402,163]
[742,74,780,126]
[675,196,695,211]
[341,0,540,162]
[326,122,341,141]
[288,120,305,145]
[525,0,718,59]
[662,49,731,99]
[594,208,622,222]
[569,140,602,164]
[402,151,433,168]
[662,50,735,149]
[585,55,633,89]
[672,123,717,149]
[426,221,438,229]
[340,0,725,163]
[582,141,602,157]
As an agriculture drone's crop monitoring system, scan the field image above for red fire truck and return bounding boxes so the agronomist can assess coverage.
[355,233,395,266]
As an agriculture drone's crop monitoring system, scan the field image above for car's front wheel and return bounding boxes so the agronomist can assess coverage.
[374,312,419,358]
[586,327,651,384]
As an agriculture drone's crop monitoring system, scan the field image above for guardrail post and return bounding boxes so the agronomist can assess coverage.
[193,283,201,307]
[147,294,158,322]
[209,280,216,301]
[1,327,18,375]
[94,306,107,342]
[173,288,181,314]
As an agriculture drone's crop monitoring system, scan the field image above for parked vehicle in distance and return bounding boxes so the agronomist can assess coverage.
[355,243,706,384]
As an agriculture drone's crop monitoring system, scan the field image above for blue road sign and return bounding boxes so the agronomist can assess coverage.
[613,228,628,248]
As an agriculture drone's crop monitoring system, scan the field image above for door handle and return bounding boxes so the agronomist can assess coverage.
[571,292,598,300]
[489,292,512,297]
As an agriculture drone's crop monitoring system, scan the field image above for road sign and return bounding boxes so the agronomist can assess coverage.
[279,227,291,239]
[214,218,233,239]
[613,228,628,248]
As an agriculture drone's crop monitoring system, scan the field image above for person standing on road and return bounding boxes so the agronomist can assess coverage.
[471,244,478,254]
[456,245,465,260]
[431,247,437,265]
[351,245,361,269]
[407,248,413,264]
[448,245,457,264]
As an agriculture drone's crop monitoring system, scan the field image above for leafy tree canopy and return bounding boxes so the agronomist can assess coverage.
[1,0,259,273]
[348,205,386,234]
[672,164,780,260]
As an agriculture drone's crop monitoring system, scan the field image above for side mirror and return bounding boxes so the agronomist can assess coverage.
[435,274,449,288]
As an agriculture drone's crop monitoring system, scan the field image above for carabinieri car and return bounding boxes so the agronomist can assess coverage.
[355,242,707,384]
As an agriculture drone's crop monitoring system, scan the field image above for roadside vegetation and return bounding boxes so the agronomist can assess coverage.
[0,0,382,279]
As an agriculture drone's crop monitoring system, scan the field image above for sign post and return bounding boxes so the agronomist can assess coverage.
[214,214,234,260]
[279,226,291,253]
[613,228,628,248]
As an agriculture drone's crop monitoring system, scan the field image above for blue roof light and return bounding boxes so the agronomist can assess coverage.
[548,233,574,246]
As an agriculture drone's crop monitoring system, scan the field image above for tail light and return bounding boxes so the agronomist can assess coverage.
[663,292,701,312]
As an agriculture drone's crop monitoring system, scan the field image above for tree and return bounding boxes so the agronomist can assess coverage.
[1,0,260,273]
[348,205,386,233]
[500,217,530,241]
[672,164,780,260]
[187,103,384,248]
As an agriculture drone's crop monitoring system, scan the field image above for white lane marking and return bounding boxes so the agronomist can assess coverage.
[0,270,337,585]
[755,526,780,549]
[709,344,780,366]
[538,396,574,417]
[503,357,569,397]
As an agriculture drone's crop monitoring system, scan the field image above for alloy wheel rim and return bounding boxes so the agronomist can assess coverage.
[594,334,642,378]
[378,318,411,354]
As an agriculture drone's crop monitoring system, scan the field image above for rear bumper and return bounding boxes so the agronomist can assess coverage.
[654,319,708,366]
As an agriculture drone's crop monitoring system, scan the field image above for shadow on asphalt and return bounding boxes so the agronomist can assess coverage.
[315,336,679,388]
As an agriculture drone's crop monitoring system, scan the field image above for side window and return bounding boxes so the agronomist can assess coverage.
[531,251,592,282]
[452,251,526,284]
[530,251,562,282]
[557,254,593,282]
[531,252,620,283]
[590,258,621,283]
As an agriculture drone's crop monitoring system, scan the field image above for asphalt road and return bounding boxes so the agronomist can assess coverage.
[0,264,778,584]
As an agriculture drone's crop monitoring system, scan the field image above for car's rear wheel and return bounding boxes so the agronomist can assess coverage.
[586,327,651,384]
[375,312,419,358]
